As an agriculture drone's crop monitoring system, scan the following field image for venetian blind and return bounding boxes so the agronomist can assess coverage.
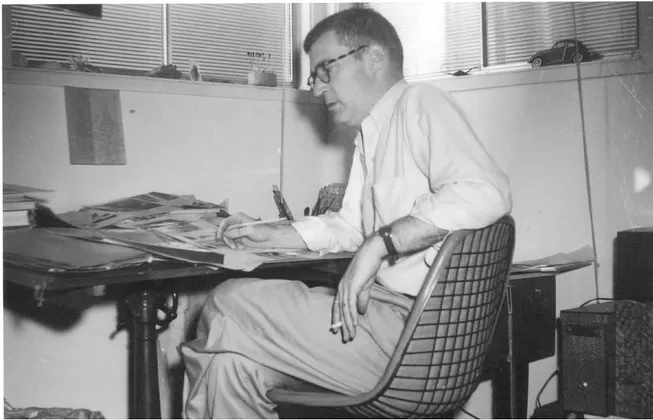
[365,2,482,80]
[486,2,639,66]
[168,3,293,83]
[10,4,163,71]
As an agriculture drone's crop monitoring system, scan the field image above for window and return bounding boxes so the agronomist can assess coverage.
[168,4,292,84]
[484,2,638,67]
[9,4,294,84]
[10,4,163,73]
[364,2,639,81]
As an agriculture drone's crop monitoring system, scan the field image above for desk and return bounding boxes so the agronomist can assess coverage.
[3,259,348,419]
[3,260,590,419]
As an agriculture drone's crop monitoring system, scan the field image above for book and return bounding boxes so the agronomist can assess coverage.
[3,200,38,212]
[3,183,52,215]
[3,183,52,198]
[3,210,31,227]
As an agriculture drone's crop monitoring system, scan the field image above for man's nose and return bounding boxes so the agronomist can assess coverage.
[311,78,328,97]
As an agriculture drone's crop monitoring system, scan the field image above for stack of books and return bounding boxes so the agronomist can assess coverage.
[3,183,52,228]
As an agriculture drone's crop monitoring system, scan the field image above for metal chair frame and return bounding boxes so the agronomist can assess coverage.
[269,215,515,418]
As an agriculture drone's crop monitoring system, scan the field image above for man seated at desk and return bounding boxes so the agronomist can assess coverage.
[182,8,512,418]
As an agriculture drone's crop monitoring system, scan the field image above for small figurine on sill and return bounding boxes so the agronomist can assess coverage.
[146,64,182,79]
[189,59,202,82]
[69,54,100,72]
[246,51,278,87]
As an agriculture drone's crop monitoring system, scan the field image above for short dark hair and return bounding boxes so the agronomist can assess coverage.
[303,8,404,73]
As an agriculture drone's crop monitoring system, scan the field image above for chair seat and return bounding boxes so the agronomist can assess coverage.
[269,382,371,407]
[269,216,516,418]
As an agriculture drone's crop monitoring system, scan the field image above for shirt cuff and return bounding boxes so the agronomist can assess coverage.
[291,217,332,251]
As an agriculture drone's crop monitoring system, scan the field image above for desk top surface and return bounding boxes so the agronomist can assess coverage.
[4,258,591,293]
[3,256,357,291]
[4,225,592,292]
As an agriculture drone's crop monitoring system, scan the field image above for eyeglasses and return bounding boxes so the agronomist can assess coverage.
[307,45,368,89]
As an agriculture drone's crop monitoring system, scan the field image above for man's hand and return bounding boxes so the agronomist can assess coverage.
[331,234,386,342]
[217,212,307,250]
[217,212,279,249]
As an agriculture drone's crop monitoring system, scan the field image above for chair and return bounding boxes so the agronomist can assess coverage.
[269,215,515,418]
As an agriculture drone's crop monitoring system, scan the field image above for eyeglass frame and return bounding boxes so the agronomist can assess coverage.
[307,45,368,89]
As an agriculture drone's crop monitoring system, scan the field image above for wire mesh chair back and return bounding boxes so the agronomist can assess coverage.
[346,215,515,418]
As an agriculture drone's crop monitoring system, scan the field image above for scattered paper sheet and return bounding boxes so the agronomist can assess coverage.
[512,245,595,273]
[3,227,155,272]
[44,226,352,272]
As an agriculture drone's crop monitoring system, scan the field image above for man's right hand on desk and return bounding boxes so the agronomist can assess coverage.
[217,212,307,250]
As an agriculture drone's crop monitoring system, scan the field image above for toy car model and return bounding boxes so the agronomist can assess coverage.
[527,39,591,68]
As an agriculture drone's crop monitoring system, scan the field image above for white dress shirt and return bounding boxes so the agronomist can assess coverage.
[292,80,512,296]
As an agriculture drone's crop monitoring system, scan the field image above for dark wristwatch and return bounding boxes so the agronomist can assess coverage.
[378,225,398,265]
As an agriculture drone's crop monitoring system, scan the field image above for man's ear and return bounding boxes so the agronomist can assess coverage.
[366,45,386,75]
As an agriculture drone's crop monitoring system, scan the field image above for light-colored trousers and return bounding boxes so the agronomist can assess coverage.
[181,277,413,418]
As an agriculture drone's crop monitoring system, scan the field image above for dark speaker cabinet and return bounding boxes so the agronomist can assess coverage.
[561,301,653,418]
[614,227,653,302]
[560,302,616,417]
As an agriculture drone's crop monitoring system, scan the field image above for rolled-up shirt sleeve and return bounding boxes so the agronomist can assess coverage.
[404,86,512,230]
[291,143,366,253]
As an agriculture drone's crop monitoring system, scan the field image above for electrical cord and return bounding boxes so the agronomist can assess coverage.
[460,407,479,419]
[580,297,614,307]
[535,369,559,409]
[279,2,289,194]
[571,3,601,301]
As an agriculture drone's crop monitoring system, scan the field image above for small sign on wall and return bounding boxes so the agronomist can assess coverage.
[64,87,126,165]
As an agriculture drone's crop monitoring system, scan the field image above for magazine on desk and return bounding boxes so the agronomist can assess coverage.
[79,191,230,228]
[49,226,349,272]
[28,192,351,272]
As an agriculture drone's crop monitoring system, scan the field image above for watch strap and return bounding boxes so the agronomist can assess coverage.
[378,225,398,265]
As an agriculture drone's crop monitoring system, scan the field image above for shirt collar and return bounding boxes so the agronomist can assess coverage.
[367,79,409,130]
[356,79,409,149]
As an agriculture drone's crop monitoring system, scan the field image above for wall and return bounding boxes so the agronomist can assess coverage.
[4,37,653,420]
[2,70,345,418]
[2,71,338,217]
[437,65,653,417]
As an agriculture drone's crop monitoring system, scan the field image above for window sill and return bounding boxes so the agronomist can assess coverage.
[2,67,323,105]
[6,55,649,103]
[426,57,653,92]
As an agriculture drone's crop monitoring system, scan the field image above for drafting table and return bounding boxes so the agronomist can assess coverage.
[3,247,590,419]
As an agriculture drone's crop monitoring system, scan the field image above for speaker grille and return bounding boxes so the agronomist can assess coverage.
[560,303,616,416]
[615,300,653,418]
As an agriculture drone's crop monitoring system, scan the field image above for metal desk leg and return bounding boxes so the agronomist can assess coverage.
[493,285,529,419]
[125,288,178,419]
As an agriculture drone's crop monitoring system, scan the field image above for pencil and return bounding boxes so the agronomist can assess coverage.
[225,218,287,230]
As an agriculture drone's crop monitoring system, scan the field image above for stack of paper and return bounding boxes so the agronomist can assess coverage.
[5,191,353,273]
[79,192,229,228]
[3,183,52,228]
[39,225,350,272]
[3,227,157,272]
[511,246,595,274]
